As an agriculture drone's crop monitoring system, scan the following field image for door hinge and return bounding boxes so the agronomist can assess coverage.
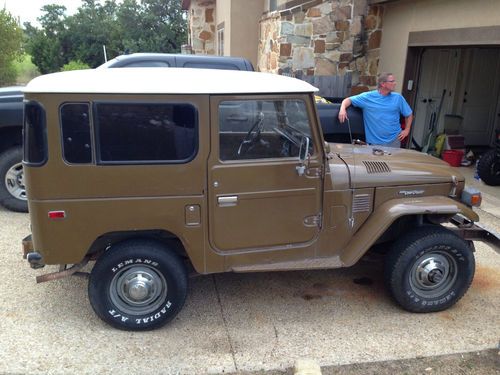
[304,214,322,227]
[306,166,323,177]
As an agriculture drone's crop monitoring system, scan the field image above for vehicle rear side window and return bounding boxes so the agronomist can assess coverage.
[95,102,197,163]
[61,103,92,164]
[23,101,47,165]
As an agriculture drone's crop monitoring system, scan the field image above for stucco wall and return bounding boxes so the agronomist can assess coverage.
[379,0,500,91]
[230,0,265,67]
[216,0,231,56]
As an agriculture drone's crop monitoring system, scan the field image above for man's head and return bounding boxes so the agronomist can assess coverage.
[377,73,397,94]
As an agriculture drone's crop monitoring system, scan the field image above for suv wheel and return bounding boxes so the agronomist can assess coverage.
[385,225,475,313]
[0,147,28,212]
[88,239,188,331]
[477,149,500,186]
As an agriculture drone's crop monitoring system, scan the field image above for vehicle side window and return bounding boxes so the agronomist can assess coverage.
[122,61,171,67]
[94,102,197,163]
[183,62,239,70]
[23,101,47,165]
[219,99,313,161]
[61,103,92,164]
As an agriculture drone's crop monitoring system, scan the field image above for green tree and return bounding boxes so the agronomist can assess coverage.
[25,0,188,73]
[0,9,24,85]
[116,0,187,54]
[24,5,68,74]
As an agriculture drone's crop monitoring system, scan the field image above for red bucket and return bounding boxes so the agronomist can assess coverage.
[442,150,464,167]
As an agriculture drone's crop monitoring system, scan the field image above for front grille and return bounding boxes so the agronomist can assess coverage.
[362,160,391,174]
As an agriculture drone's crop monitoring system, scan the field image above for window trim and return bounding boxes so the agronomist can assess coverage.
[93,100,199,165]
[23,100,48,167]
[217,97,315,163]
[217,22,225,56]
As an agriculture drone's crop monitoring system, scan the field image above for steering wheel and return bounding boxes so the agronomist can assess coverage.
[237,112,265,156]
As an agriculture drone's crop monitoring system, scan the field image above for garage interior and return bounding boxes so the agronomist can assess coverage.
[409,47,500,152]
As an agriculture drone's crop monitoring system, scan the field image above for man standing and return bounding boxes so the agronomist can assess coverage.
[338,73,413,148]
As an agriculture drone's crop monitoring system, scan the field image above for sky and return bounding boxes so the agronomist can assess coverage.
[3,0,100,26]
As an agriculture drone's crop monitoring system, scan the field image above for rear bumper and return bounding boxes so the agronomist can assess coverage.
[23,234,45,269]
[449,215,500,253]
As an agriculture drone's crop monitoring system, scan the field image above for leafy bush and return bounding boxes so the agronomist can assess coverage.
[61,60,91,71]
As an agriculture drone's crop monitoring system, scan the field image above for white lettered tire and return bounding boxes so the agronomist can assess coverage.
[384,225,475,313]
[88,239,188,331]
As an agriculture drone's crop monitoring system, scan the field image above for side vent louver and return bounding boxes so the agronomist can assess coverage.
[352,194,371,213]
[362,160,391,173]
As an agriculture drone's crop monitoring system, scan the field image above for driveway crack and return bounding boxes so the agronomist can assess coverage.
[213,275,238,372]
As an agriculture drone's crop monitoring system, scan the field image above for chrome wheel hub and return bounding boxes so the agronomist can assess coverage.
[110,265,167,315]
[410,252,457,298]
[5,162,26,200]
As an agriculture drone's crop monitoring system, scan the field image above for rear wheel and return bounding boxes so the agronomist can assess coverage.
[88,239,188,331]
[477,149,500,186]
[385,226,475,313]
[0,147,28,212]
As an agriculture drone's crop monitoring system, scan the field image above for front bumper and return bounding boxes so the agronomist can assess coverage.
[449,215,500,253]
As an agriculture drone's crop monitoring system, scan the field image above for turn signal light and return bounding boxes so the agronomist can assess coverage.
[461,187,482,207]
[48,211,66,219]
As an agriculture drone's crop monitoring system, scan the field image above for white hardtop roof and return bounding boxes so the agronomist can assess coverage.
[24,68,318,95]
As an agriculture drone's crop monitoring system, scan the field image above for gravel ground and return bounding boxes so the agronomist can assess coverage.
[0,190,498,374]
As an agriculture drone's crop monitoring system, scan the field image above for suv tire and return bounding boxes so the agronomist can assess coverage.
[0,147,28,212]
[88,239,188,331]
[384,225,475,313]
[477,149,500,186]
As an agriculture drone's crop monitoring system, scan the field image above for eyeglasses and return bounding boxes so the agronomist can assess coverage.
[385,80,396,83]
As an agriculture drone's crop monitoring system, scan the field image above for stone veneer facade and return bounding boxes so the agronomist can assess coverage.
[258,0,384,94]
[187,0,216,55]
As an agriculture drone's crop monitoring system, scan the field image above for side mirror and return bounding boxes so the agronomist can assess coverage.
[299,136,310,163]
[297,136,310,176]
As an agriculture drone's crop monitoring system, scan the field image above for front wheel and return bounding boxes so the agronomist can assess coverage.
[385,226,475,313]
[477,149,500,186]
[88,239,188,331]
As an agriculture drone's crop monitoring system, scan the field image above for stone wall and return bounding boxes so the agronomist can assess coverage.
[258,0,384,94]
[188,0,216,55]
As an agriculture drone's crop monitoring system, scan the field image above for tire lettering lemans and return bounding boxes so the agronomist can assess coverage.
[107,301,172,325]
[406,290,456,305]
[135,301,172,325]
[111,258,159,273]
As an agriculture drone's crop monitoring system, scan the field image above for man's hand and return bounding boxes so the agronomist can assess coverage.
[338,108,348,123]
[398,114,413,141]
[398,128,410,141]
[338,98,352,123]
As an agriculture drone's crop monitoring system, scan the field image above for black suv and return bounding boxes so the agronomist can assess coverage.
[98,53,255,71]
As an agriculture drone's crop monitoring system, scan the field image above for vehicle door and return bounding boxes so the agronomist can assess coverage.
[208,94,323,254]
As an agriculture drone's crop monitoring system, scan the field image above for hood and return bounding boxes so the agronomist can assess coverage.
[329,143,465,188]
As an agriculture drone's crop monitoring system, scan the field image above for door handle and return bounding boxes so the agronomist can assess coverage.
[218,196,238,207]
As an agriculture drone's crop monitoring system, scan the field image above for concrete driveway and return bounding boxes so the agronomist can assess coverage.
[1,180,499,374]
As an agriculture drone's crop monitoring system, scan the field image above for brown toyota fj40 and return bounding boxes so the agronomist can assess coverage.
[22,68,499,331]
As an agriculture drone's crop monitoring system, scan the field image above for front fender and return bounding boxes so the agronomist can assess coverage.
[340,196,478,266]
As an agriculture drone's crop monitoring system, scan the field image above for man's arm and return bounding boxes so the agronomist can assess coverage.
[338,97,352,123]
[398,113,413,141]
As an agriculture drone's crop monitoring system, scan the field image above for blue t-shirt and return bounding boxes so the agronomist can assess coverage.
[350,90,412,145]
